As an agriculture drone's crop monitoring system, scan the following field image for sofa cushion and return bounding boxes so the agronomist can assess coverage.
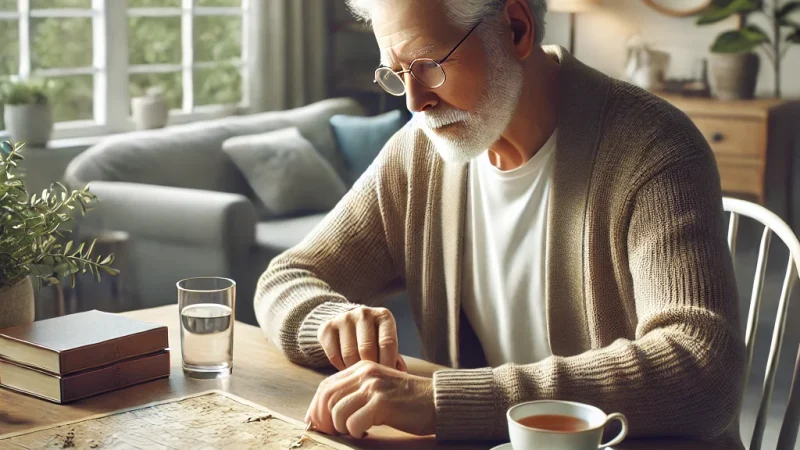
[223,128,347,217]
[330,109,409,184]
[255,213,328,253]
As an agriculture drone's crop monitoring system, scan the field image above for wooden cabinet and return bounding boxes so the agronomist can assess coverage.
[657,93,785,204]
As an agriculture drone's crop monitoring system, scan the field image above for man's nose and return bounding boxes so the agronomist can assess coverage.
[405,74,438,113]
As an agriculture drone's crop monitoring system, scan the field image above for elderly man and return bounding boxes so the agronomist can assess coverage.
[255,0,745,446]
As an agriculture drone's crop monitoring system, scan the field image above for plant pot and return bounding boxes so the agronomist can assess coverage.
[0,276,34,331]
[709,52,760,100]
[131,94,169,130]
[3,103,54,146]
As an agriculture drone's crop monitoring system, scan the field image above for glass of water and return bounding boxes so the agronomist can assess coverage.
[177,277,235,379]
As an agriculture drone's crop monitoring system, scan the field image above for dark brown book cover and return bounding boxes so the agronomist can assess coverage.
[0,350,171,403]
[0,310,168,375]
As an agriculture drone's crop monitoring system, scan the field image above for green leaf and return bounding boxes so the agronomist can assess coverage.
[711,26,770,52]
[697,0,760,25]
[789,29,800,43]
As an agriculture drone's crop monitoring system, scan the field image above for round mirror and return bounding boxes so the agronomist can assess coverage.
[641,0,712,17]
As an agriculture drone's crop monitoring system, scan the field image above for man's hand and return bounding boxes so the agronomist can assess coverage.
[318,306,407,371]
[305,360,435,439]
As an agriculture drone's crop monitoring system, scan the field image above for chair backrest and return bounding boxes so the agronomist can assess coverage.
[723,197,800,450]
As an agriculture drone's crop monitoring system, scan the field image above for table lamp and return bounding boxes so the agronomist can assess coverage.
[548,0,600,55]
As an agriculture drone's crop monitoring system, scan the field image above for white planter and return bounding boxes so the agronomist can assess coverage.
[3,104,53,147]
[0,276,34,331]
[131,94,169,130]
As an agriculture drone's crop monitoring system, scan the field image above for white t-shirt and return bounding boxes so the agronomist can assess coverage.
[461,130,557,367]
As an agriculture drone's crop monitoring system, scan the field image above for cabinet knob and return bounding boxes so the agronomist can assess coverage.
[711,132,725,143]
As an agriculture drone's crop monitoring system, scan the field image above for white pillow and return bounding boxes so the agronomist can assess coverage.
[222,127,347,217]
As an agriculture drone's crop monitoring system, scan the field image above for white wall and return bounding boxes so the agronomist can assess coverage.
[542,0,800,99]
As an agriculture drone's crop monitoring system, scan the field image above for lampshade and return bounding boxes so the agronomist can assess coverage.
[548,0,600,13]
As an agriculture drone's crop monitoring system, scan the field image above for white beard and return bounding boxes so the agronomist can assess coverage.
[412,30,524,164]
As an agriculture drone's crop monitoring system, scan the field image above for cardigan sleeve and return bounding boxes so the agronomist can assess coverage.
[433,149,746,444]
[253,139,408,369]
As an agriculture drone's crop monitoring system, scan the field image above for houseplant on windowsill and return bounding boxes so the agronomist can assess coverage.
[0,140,119,330]
[0,78,54,146]
[697,0,800,99]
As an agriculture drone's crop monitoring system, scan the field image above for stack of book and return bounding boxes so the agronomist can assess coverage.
[0,310,170,403]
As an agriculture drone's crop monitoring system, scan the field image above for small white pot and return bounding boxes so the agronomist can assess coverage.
[3,103,53,147]
[131,94,169,130]
[0,276,35,331]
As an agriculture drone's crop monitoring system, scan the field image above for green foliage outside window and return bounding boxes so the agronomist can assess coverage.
[0,0,243,129]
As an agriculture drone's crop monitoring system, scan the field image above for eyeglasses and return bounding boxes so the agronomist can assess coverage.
[373,21,482,96]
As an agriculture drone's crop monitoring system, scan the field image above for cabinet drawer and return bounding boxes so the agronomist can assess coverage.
[691,117,767,158]
[715,156,763,197]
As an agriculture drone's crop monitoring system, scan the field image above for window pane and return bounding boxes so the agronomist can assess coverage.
[0,20,18,75]
[0,1,16,10]
[49,75,93,122]
[194,64,241,106]
[31,18,92,69]
[30,0,91,7]
[193,16,241,62]
[196,0,241,6]
[130,72,182,111]
[128,17,181,65]
[128,0,180,6]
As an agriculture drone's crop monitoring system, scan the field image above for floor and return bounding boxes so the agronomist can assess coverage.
[387,213,800,449]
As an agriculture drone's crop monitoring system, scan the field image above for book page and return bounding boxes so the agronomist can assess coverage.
[0,390,353,450]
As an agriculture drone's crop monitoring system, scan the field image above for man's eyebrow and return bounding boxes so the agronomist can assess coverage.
[380,44,437,67]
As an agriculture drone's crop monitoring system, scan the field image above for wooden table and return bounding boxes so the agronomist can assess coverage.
[0,306,738,449]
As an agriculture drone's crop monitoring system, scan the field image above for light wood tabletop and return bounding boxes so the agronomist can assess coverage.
[0,305,740,449]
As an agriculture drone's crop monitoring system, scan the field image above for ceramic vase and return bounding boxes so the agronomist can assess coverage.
[709,52,760,100]
[3,103,54,147]
[131,88,169,130]
[0,276,34,331]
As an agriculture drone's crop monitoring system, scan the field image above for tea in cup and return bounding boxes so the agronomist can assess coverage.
[507,400,628,449]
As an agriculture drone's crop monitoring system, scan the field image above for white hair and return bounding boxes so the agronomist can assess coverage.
[346,0,548,44]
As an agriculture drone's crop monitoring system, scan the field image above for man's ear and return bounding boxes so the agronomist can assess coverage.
[504,0,535,60]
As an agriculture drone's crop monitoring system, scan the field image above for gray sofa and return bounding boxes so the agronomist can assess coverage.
[63,98,366,326]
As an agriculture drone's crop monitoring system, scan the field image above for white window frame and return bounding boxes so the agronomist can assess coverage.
[0,0,250,142]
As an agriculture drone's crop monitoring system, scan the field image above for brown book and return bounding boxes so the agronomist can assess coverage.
[0,310,168,375]
[0,350,170,403]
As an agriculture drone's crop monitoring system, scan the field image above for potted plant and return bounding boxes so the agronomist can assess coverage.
[0,140,119,330]
[697,0,800,99]
[0,79,54,146]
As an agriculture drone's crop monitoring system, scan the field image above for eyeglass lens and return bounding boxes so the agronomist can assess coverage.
[375,60,445,96]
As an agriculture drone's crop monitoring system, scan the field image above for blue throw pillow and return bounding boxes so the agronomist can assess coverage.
[330,109,409,184]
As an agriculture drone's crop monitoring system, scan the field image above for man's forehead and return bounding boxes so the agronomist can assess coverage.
[372,0,456,65]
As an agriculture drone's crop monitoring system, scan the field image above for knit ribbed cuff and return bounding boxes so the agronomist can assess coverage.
[433,368,497,441]
[297,302,359,364]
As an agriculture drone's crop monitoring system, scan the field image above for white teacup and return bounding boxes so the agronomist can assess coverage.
[507,400,628,450]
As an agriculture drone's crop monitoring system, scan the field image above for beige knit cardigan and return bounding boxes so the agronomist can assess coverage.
[255,46,746,447]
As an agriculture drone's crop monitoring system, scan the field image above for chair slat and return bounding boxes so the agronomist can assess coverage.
[743,227,772,387]
[728,212,740,264]
[776,344,800,450]
[750,260,797,450]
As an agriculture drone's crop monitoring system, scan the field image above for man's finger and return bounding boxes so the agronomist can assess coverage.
[346,396,385,439]
[339,320,360,368]
[356,313,379,363]
[331,390,369,435]
[376,311,398,368]
[306,389,336,436]
[395,354,408,372]
[319,324,346,371]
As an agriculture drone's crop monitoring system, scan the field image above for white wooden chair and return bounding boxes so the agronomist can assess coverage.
[723,197,800,450]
